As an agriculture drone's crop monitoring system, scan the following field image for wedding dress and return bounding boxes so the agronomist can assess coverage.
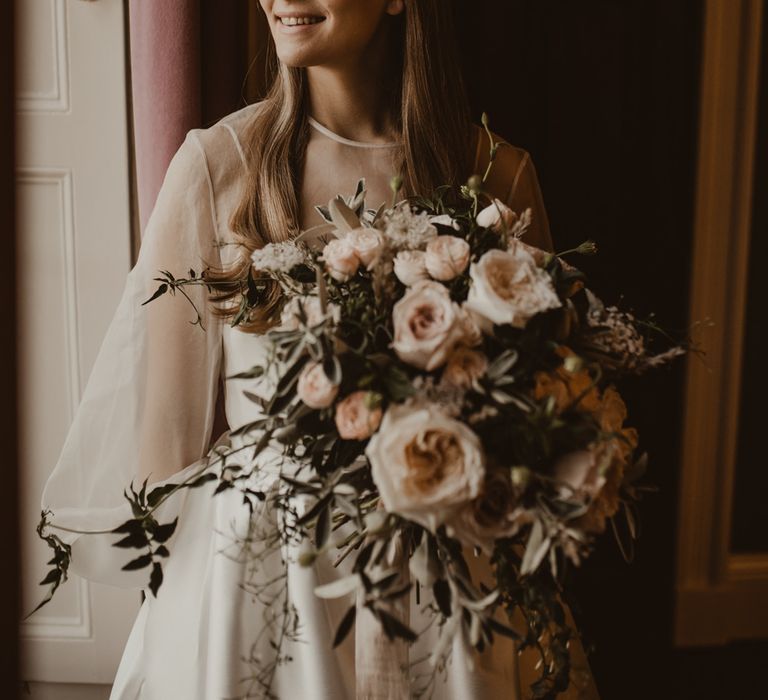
[39,101,600,699]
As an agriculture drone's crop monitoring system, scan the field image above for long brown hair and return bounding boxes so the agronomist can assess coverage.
[208,0,473,332]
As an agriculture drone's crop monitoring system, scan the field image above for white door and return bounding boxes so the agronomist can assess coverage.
[17,0,138,695]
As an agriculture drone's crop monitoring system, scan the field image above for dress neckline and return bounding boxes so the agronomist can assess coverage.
[307,115,400,149]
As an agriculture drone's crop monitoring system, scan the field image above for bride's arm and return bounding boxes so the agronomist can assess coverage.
[39,130,225,586]
[473,125,554,253]
[505,149,554,253]
[136,131,224,485]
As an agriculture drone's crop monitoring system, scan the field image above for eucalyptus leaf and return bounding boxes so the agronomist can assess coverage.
[122,553,153,571]
[332,604,357,648]
[148,562,164,597]
[314,574,360,599]
[521,519,551,576]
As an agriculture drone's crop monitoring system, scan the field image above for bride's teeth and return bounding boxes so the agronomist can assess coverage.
[280,16,323,26]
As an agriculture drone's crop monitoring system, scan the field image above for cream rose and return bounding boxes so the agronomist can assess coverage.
[297,361,339,409]
[476,198,518,232]
[322,238,360,282]
[345,227,384,269]
[366,402,485,530]
[334,391,383,440]
[441,347,488,390]
[507,236,550,266]
[393,250,429,286]
[465,247,561,330]
[425,235,471,281]
[391,280,469,371]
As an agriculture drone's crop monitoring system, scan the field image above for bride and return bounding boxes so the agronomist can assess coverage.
[40,1,601,698]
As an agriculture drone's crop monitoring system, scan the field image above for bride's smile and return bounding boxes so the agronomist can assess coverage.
[262,0,405,68]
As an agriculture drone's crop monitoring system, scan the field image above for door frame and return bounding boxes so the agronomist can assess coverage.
[675,0,768,646]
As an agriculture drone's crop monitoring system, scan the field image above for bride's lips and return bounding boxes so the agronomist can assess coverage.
[274,12,327,33]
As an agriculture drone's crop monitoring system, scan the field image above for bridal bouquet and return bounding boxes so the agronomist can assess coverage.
[36,119,686,699]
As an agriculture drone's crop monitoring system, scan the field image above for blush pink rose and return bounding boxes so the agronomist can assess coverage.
[345,227,384,269]
[391,280,468,371]
[322,238,360,282]
[425,235,471,281]
[297,361,339,409]
[334,391,383,440]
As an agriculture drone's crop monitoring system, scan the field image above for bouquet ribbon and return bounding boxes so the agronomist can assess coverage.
[355,532,410,699]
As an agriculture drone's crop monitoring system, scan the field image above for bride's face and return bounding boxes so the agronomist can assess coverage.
[260,0,405,67]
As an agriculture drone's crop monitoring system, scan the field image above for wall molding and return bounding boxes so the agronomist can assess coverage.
[16,0,70,113]
[16,168,91,643]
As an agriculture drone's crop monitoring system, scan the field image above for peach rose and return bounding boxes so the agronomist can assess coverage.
[366,401,485,530]
[476,198,519,233]
[393,250,429,286]
[334,391,383,440]
[322,238,360,282]
[391,280,469,371]
[424,235,470,281]
[297,361,339,409]
[465,247,561,330]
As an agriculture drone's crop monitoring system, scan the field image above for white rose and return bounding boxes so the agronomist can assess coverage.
[424,235,471,281]
[393,250,429,286]
[322,238,360,282]
[476,198,519,232]
[391,280,468,371]
[345,227,384,269]
[366,401,485,530]
[297,362,339,409]
[465,247,561,330]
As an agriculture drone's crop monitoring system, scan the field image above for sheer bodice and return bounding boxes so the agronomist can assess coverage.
[39,102,596,699]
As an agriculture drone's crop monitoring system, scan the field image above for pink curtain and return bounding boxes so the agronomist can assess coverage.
[128,0,253,237]
[128,1,259,438]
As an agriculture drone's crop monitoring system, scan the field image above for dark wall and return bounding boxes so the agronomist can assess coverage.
[457,2,766,698]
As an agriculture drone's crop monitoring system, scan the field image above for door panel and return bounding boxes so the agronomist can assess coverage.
[18,0,138,688]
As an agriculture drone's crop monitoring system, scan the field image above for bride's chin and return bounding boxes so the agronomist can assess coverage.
[274,48,327,69]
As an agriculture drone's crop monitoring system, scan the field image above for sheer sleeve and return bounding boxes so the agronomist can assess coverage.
[506,150,554,254]
[39,130,225,587]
